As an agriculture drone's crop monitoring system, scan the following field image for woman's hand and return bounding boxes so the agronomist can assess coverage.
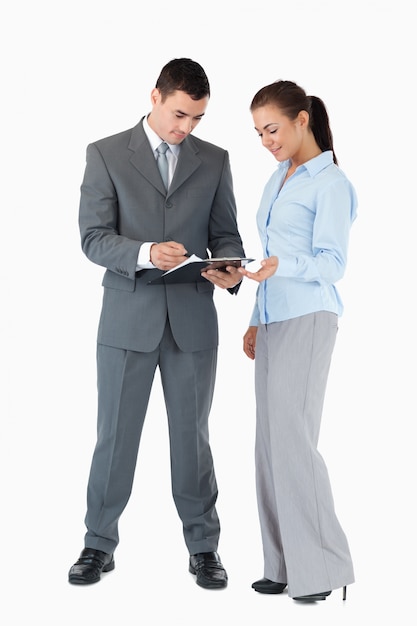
[238,256,278,282]
[243,326,258,360]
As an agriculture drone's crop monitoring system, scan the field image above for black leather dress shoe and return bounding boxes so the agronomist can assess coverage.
[252,577,287,594]
[189,551,228,589]
[68,548,115,585]
[293,590,332,601]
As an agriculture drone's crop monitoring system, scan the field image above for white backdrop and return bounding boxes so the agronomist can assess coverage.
[2,1,415,624]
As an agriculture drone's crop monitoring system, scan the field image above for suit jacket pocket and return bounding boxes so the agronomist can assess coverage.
[102,269,135,292]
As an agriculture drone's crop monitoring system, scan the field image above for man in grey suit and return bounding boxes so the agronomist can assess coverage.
[68,58,245,589]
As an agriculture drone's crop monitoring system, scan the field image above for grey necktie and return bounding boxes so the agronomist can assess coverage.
[156,142,169,190]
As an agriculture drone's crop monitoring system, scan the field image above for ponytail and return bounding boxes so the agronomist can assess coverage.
[309,96,337,164]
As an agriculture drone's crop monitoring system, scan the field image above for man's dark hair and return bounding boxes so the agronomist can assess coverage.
[156,58,210,101]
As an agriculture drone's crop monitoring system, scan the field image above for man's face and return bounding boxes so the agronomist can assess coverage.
[148,88,209,145]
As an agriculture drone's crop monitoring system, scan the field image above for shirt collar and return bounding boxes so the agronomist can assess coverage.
[279,150,334,178]
[303,150,334,177]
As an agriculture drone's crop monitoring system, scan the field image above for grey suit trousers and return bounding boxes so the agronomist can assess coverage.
[84,321,220,556]
[254,312,354,598]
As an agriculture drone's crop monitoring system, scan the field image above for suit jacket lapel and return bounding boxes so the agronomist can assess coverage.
[127,119,202,197]
[168,136,201,197]
[128,119,166,194]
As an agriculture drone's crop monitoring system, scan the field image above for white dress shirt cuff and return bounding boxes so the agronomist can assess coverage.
[136,242,156,270]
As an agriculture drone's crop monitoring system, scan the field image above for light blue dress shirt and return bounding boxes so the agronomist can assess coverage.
[250,151,357,326]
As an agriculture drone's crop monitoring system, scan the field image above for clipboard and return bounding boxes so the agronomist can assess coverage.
[147,256,255,285]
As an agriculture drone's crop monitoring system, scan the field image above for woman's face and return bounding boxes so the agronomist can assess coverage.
[252,104,305,162]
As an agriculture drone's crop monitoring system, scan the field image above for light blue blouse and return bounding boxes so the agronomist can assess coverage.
[250,151,357,326]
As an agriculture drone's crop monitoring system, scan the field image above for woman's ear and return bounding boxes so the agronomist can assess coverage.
[298,110,309,128]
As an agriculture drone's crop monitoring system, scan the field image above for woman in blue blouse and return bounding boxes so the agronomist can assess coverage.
[239,80,356,602]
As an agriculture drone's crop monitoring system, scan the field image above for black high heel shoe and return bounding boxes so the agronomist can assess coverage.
[293,586,347,602]
[252,578,287,594]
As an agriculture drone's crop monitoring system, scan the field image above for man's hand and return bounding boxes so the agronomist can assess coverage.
[238,256,278,283]
[201,265,242,290]
[150,241,188,270]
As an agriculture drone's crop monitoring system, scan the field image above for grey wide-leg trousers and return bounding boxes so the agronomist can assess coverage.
[254,312,354,598]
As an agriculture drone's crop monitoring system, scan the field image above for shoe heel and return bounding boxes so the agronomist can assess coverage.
[103,560,115,573]
[342,586,347,601]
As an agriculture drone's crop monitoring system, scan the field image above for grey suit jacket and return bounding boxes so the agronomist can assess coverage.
[79,118,245,353]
